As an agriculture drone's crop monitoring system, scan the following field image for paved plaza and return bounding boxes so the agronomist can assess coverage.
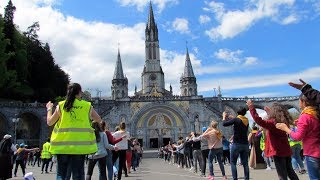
[11,153,309,180]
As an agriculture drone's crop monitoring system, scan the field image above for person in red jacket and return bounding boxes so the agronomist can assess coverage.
[246,100,299,180]
[101,121,124,180]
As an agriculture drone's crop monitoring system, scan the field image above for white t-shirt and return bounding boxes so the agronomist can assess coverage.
[112,131,130,150]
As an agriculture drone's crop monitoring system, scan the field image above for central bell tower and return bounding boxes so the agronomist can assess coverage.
[141,2,165,94]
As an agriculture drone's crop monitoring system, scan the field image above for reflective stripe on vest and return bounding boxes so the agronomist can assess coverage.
[289,138,302,147]
[49,99,97,155]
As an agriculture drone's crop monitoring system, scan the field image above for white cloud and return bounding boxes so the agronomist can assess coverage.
[116,0,179,12]
[280,14,298,25]
[199,15,211,24]
[244,57,258,65]
[171,18,190,34]
[215,49,242,63]
[198,67,320,92]
[214,48,258,65]
[205,0,297,40]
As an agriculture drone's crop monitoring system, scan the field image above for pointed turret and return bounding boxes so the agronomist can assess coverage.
[145,1,158,41]
[183,47,195,78]
[111,48,128,100]
[113,49,125,79]
[180,45,197,96]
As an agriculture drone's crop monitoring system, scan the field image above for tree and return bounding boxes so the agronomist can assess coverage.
[3,0,16,70]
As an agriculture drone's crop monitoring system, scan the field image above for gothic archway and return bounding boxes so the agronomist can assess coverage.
[16,112,41,147]
[130,103,188,148]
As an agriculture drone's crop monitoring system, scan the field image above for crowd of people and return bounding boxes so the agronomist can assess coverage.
[0,83,143,180]
[0,79,319,180]
[157,79,320,180]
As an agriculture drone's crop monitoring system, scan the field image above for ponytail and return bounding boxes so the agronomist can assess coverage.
[64,83,82,112]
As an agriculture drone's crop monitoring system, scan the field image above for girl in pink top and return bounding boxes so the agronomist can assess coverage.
[202,120,227,180]
[276,94,320,180]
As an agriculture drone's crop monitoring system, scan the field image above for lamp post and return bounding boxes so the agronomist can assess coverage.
[12,117,20,144]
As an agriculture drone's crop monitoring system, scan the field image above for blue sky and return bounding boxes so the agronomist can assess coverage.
[1,0,320,98]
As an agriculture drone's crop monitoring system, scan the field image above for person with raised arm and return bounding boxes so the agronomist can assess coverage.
[247,100,299,180]
[46,83,102,179]
[289,79,320,105]
[276,94,320,180]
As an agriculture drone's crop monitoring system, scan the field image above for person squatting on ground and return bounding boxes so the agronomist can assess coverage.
[222,107,250,180]
[276,93,320,180]
[247,100,299,180]
[202,120,227,180]
[41,138,52,174]
[46,83,102,180]
[86,121,118,180]
[0,134,17,180]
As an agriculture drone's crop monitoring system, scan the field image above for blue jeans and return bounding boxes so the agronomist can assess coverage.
[106,150,113,180]
[56,154,85,180]
[305,156,320,180]
[291,144,304,170]
[230,143,249,180]
[208,147,225,176]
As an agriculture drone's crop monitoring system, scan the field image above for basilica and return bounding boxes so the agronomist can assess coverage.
[103,3,232,148]
[0,3,300,149]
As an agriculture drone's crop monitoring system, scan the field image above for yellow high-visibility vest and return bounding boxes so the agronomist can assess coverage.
[49,99,97,155]
[260,133,265,151]
[41,142,51,159]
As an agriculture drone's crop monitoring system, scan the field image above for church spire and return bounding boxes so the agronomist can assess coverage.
[145,1,158,41]
[183,45,195,78]
[113,48,125,79]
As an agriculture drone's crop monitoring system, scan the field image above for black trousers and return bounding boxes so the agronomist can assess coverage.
[41,158,51,172]
[273,156,299,180]
[223,149,230,164]
[112,150,127,180]
[201,149,209,175]
[14,160,25,176]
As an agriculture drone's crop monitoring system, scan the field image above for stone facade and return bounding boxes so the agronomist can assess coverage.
[0,3,301,148]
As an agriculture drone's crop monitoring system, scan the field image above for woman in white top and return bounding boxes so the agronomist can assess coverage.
[112,122,130,180]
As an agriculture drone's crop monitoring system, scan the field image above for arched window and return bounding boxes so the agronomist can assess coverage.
[184,88,187,96]
[116,90,120,99]
[122,90,125,97]
[148,44,152,59]
[153,43,156,59]
[189,88,193,96]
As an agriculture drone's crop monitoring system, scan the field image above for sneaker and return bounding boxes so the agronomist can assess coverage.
[189,167,194,171]
[207,175,214,180]
[222,175,228,180]
[266,166,272,170]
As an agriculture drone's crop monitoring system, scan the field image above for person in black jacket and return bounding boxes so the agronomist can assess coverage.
[289,79,320,105]
[222,107,249,180]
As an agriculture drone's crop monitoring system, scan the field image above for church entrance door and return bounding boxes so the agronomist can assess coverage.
[162,138,170,146]
[150,138,158,148]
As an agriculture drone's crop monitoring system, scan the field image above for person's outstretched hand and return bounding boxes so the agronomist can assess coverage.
[288,79,306,90]
[246,99,253,107]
